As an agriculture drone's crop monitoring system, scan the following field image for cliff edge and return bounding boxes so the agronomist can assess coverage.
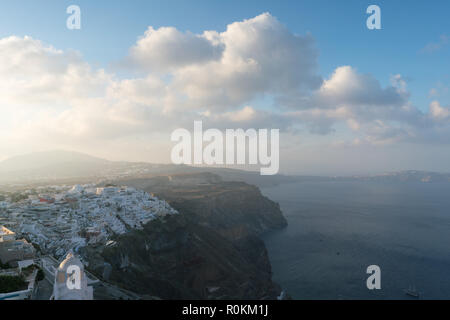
[83,173,288,299]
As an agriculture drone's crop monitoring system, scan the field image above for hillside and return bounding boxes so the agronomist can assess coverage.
[0,150,108,172]
[0,150,296,187]
[81,173,288,299]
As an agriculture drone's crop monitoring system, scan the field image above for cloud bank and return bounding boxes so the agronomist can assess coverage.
[1,13,449,171]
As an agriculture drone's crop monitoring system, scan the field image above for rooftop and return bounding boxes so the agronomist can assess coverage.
[0,226,15,237]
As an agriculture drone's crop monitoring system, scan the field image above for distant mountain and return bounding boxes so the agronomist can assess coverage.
[5,151,446,187]
[335,170,450,183]
[0,150,109,172]
[0,150,297,187]
[0,150,126,183]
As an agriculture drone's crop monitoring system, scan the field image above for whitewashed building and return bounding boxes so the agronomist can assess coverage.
[52,251,93,300]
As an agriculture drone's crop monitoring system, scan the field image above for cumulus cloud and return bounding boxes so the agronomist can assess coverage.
[127,13,322,110]
[0,36,112,107]
[200,106,292,131]
[128,26,224,72]
[429,82,449,98]
[430,100,450,122]
[1,13,450,165]
[283,66,424,141]
[313,66,406,108]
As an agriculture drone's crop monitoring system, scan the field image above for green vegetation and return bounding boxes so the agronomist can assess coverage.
[0,275,27,293]
[18,264,45,282]
[36,269,45,282]
[79,228,87,238]
[29,241,42,253]
[21,264,36,277]
[10,193,28,203]
[0,261,11,269]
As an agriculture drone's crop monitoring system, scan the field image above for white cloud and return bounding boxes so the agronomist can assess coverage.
[1,14,450,169]
[313,66,406,109]
[421,34,449,54]
[430,100,450,121]
[128,26,224,72]
[0,36,112,107]
[128,13,322,110]
[222,106,257,122]
[284,66,422,141]
[201,105,291,131]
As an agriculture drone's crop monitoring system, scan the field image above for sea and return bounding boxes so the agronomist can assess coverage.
[261,181,450,299]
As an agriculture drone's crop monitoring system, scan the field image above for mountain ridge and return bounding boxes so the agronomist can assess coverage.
[0,150,111,172]
[2,150,450,185]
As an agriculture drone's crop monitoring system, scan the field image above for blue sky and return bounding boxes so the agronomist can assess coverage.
[0,1,449,174]
[0,0,448,109]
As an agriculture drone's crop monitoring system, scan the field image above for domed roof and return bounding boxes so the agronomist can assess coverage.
[69,185,84,193]
[58,251,83,271]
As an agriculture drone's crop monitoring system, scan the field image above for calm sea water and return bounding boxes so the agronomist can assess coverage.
[261,181,450,299]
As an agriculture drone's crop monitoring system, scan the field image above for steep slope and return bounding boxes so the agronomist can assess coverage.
[83,214,283,299]
[82,173,288,299]
[119,173,288,237]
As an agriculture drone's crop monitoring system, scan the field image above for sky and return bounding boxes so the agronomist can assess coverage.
[0,0,449,175]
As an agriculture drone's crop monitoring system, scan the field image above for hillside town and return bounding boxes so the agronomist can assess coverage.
[0,184,179,299]
[0,184,178,259]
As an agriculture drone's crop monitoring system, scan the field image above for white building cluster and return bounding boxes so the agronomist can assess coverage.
[0,184,178,259]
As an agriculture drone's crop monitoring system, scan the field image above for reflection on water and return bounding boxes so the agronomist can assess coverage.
[262,181,450,299]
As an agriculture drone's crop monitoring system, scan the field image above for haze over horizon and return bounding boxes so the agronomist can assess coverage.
[1,149,450,177]
[0,1,449,175]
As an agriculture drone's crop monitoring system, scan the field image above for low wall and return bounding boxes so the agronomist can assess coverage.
[0,288,31,300]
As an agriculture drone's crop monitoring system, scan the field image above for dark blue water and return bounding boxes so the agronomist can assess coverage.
[261,181,450,299]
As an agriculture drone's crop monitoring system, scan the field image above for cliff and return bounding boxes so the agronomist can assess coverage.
[82,173,288,299]
[120,173,287,238]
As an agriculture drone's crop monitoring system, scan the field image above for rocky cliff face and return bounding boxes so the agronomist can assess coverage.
[120,173,287,239]
[83,173,288,299]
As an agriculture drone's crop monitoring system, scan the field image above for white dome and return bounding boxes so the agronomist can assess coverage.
[58,251,83,271]
[69,185,84,193]
[53,251,93,300]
